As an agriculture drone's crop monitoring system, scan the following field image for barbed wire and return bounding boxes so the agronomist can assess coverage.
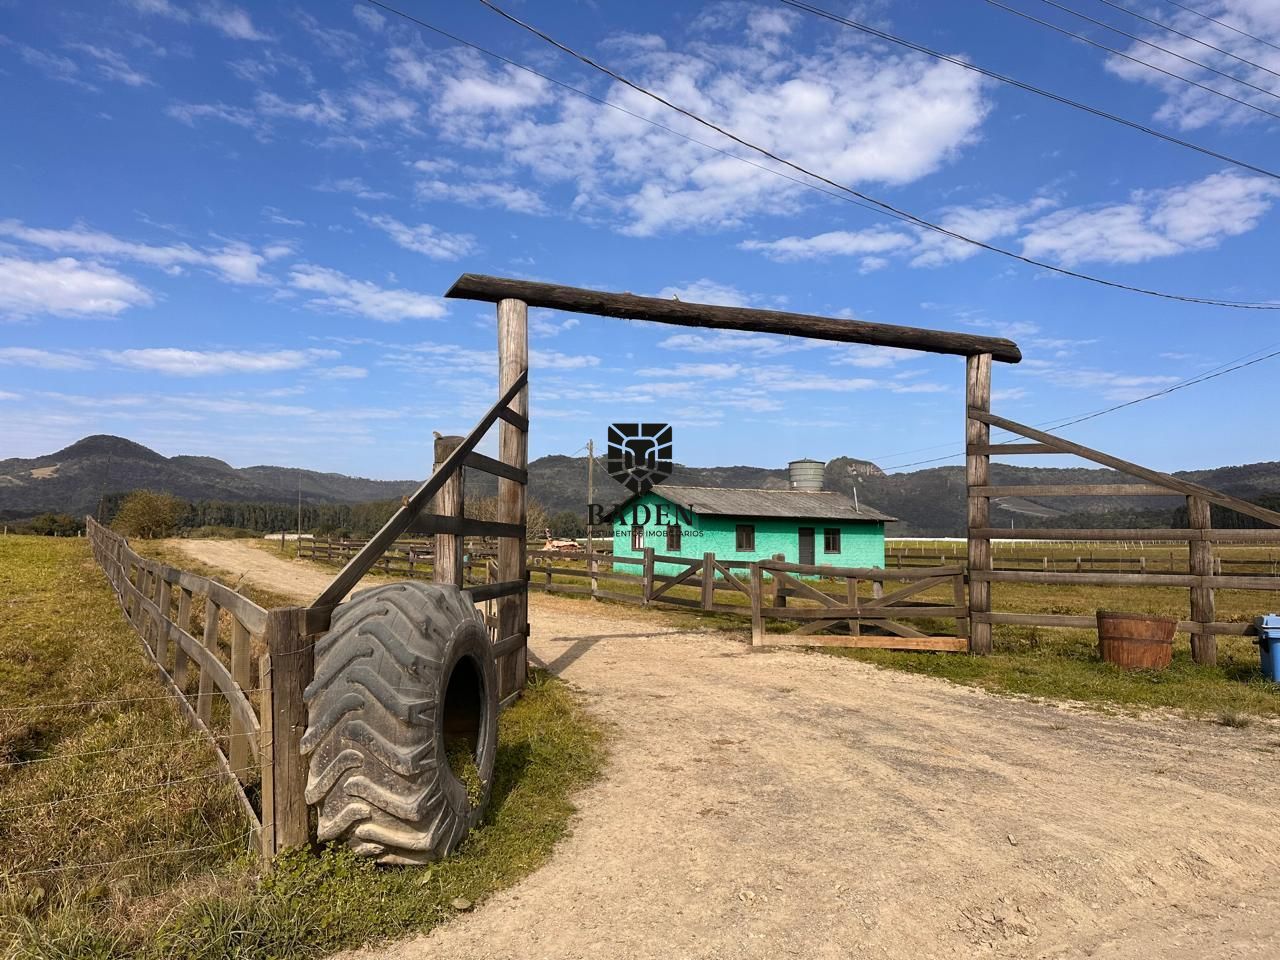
[5,772,231,813]
[4,829,256,879]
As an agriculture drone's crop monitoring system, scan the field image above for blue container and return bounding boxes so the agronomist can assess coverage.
[1256,615,1280,682]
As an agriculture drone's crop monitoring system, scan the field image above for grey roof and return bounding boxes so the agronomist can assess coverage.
[642,485,896,522]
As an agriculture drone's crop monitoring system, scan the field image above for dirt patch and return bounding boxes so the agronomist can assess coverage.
[168,540,1280,959]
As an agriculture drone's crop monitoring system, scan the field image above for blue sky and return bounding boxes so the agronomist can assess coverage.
[1,0,1277,479]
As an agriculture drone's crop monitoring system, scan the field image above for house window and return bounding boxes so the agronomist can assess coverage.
[631,525,644,551]
[735,524,755,551]
[824,528,841,554]
[666,524,682,551]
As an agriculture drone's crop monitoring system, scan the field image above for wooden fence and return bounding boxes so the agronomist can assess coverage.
[87,517,313,861]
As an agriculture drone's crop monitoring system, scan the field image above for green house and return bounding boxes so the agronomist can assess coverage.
[608,484,895,576]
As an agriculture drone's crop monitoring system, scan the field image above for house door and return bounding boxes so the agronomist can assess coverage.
[798,527,815,565]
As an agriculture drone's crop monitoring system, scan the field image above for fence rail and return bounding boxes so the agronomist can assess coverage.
[87,517,312,861]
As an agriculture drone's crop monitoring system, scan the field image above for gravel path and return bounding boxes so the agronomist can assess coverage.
[172,539,1280,959]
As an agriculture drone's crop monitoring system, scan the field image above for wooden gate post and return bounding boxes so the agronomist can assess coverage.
[260,606,313,857]
[701,552,714,610]
[497,297,529,699]
[1187,495,1217,666]
[432,434,465,586]
[966,353,993,655]
[642,547,655,604]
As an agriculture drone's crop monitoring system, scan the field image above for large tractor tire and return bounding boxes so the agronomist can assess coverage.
[301,581,498,865]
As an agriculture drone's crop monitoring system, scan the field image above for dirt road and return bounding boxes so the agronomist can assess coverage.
[172,539,1280,959]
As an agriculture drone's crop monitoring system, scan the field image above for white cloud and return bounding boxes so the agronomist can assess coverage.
[314,177,391,200]
[166,101,260,130]
[0,36,93,89]
[0,391,19,400]
[655,279,753,307]
[255,90,345,125]
[102,347,339,376]
[1102,1,1280,129]
[530,349,600,370]
[1017,358,1180,400]
[68,44,152,87]
[127,0,190,20]
[740,226,914,262]
[327,364,368,379]
[1021,171,1279,266]
[0,347,95,370]
[0,258,153,319]
[637,362,743,379]
[0,220,275,285]
[288,265,448,321]
[744,198,1055,268]
[353,5,385,32]
[200,3,269,41]
[415,178,546,215]
[659,329,823,358]
[386,17,987,236]
[356,212,477,260]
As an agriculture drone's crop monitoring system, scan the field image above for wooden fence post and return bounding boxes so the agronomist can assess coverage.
[590,549,600,601]
[642,547,655,604]
[966,352,993,654]
[229,618,252,779]
[750,562,764,646]
[261,606,313,856]
[701,552,714,610]
[497,297,529,699]
[197,600,220,724]
[1187,496,1216,666]
[432,434,465,586]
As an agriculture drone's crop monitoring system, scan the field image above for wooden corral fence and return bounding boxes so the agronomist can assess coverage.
[302,541,969,652]
[86,517,314,860]
[962,374,1280,665]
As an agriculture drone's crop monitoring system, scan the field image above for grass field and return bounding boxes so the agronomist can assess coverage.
[0,535,605,960]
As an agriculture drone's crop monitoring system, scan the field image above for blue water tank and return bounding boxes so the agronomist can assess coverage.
[1255,614,1280,682]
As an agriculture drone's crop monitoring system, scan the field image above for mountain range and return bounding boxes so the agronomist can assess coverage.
[4,435,1278,535]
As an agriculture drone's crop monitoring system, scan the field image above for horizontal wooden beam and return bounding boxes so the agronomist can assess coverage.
[967,443,1061,455]
[976,483,1177,498]
[767,634,969,651]
[415,515,526,540]
[463,451,527,483]
[974,612,1259,636]
[970,409,1280,529]
[464,580,528,602]
[973,527,1194,541]
[765,605,967,620]
[759,559,965,579]
[446,274,1023,363]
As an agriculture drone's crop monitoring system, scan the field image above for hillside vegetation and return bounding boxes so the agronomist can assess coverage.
[4,435,1280,536]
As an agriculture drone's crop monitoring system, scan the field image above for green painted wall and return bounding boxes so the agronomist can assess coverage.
[609,490,885,576]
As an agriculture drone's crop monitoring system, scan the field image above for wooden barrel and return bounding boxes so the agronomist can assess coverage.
[1096,610,1176,670]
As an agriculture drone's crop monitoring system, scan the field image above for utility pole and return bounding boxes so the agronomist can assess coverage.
[586,438,594,552]
[297,470,303,542]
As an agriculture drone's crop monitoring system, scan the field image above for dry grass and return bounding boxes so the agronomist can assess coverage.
[0,536,605,959]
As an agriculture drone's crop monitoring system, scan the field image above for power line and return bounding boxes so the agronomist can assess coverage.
[466,0,1280,309]
[772,0,1280,182]
[0,736,212,768]
[1029,0,1280,97]
[6,772,230,813]
[1157,0,1280,56]
[5,830,254,878]
[982,0,1280,121]
[879,344,1280,470]
[1094,0,1280,80]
